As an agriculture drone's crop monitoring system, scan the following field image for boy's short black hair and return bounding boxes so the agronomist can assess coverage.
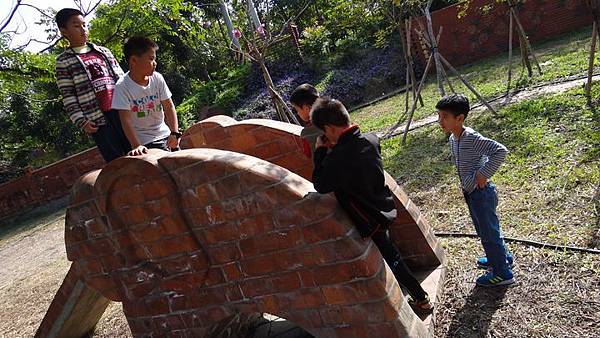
[123,36,159,63]
[289,84,319,107]
[55,8,84,29]
[310,97,350,130]
[435,93,470,118]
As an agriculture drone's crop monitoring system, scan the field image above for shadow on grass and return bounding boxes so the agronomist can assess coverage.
[445,286,510,338]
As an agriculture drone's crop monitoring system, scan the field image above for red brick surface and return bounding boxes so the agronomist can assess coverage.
[39,117,445,337]
[412,0,592,67]
[0,148,104,221]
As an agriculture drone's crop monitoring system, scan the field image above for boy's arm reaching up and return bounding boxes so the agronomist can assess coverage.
[473,133,509,180]
[162,98,179,149]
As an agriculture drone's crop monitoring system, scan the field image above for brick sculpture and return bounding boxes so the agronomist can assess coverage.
[36,116,445,338]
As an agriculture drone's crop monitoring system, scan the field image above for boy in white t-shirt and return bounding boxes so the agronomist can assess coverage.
[112,36,181,156]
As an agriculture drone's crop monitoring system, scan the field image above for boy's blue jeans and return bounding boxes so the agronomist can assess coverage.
[463,183,512,277]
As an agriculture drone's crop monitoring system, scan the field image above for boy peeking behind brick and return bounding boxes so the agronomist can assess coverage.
[311,97,432,312]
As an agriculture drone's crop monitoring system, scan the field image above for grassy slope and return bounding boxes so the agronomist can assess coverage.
[381,86,599,248]
[347,27,600,337]
[352,26,600,132]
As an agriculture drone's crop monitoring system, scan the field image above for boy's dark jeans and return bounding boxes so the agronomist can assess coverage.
[463,183,512,277]
[371,229,428,301]
[91,110,131,162]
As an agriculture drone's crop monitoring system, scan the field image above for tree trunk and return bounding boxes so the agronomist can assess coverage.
[219,0,241,50]
[585,20,598,103]
[424,4,445,96]
[257,56,288,123]
[246,0,262,30]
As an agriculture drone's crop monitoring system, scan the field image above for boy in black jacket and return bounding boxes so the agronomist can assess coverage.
[311,97,432,311]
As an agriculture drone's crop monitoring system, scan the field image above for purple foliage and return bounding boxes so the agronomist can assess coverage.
[233,46,419,120]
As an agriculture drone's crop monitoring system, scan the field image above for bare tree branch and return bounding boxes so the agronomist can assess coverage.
[0,0,23,33]
[88,0,103,15]
[38,37,63,53]
[75,0,102,16]
[272,0,312,42]
[20,3,54,20]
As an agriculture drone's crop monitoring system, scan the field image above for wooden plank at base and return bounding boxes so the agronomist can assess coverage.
[35,264,110,338]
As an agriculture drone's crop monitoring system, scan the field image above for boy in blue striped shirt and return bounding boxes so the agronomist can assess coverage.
[437,94,515,287]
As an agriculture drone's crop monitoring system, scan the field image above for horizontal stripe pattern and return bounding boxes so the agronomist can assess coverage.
[55,44,124,128]
[449,127,508,194]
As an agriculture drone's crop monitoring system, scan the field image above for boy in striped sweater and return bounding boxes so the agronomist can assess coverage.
[436,94,515,287]
[55,8,130,162]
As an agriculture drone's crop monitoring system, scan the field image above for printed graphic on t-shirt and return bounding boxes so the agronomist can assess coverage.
[131,94,161,118]
[79,51,115,112]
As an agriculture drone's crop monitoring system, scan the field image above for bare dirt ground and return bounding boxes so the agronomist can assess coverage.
[434,238,600,337]
[0,207,131,338]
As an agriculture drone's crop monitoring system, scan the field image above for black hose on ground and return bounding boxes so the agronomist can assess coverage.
[435,232,600,254]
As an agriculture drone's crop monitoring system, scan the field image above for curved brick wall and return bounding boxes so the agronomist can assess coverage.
[37,117,445,338]
[180,116,445,269]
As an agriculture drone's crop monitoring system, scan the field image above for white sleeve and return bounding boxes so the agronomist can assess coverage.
[157,73,172,101]
[111,82,131,111]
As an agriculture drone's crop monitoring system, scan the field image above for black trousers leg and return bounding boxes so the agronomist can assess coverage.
[91,110,131,162]
[371,229,427,300]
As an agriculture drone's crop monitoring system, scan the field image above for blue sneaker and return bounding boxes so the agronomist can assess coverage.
[477,254,514,269]
[476,272,515,287]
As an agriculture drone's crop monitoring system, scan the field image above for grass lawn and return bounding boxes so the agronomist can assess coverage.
[377,84,599,336]
[381,85,599,248]
[352,26,600,132]
[349,26,600,334]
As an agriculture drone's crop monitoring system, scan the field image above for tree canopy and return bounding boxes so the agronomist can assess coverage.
[0,0,459,182]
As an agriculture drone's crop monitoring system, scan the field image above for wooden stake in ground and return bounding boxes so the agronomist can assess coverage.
[423,3,445,97]
[397,17,424,117]
[505,0,543,101]
[389,0,497,145]
[585,0,600,104]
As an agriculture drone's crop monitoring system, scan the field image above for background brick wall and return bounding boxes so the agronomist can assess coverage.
[413,0,592,66]
[0,148,104,221]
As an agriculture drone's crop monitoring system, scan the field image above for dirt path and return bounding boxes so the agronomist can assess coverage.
[379,74,600,138]
[0,210,131,337]
[0,212,66,289]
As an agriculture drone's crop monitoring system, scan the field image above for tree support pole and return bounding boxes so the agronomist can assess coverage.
[400,53,434,144]
[505,11,514,102]
[438,54,497,116]
[585,20,598,104]
[510,6,542,75]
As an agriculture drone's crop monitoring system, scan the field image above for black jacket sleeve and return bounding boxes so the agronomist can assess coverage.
[312,146,343,194]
